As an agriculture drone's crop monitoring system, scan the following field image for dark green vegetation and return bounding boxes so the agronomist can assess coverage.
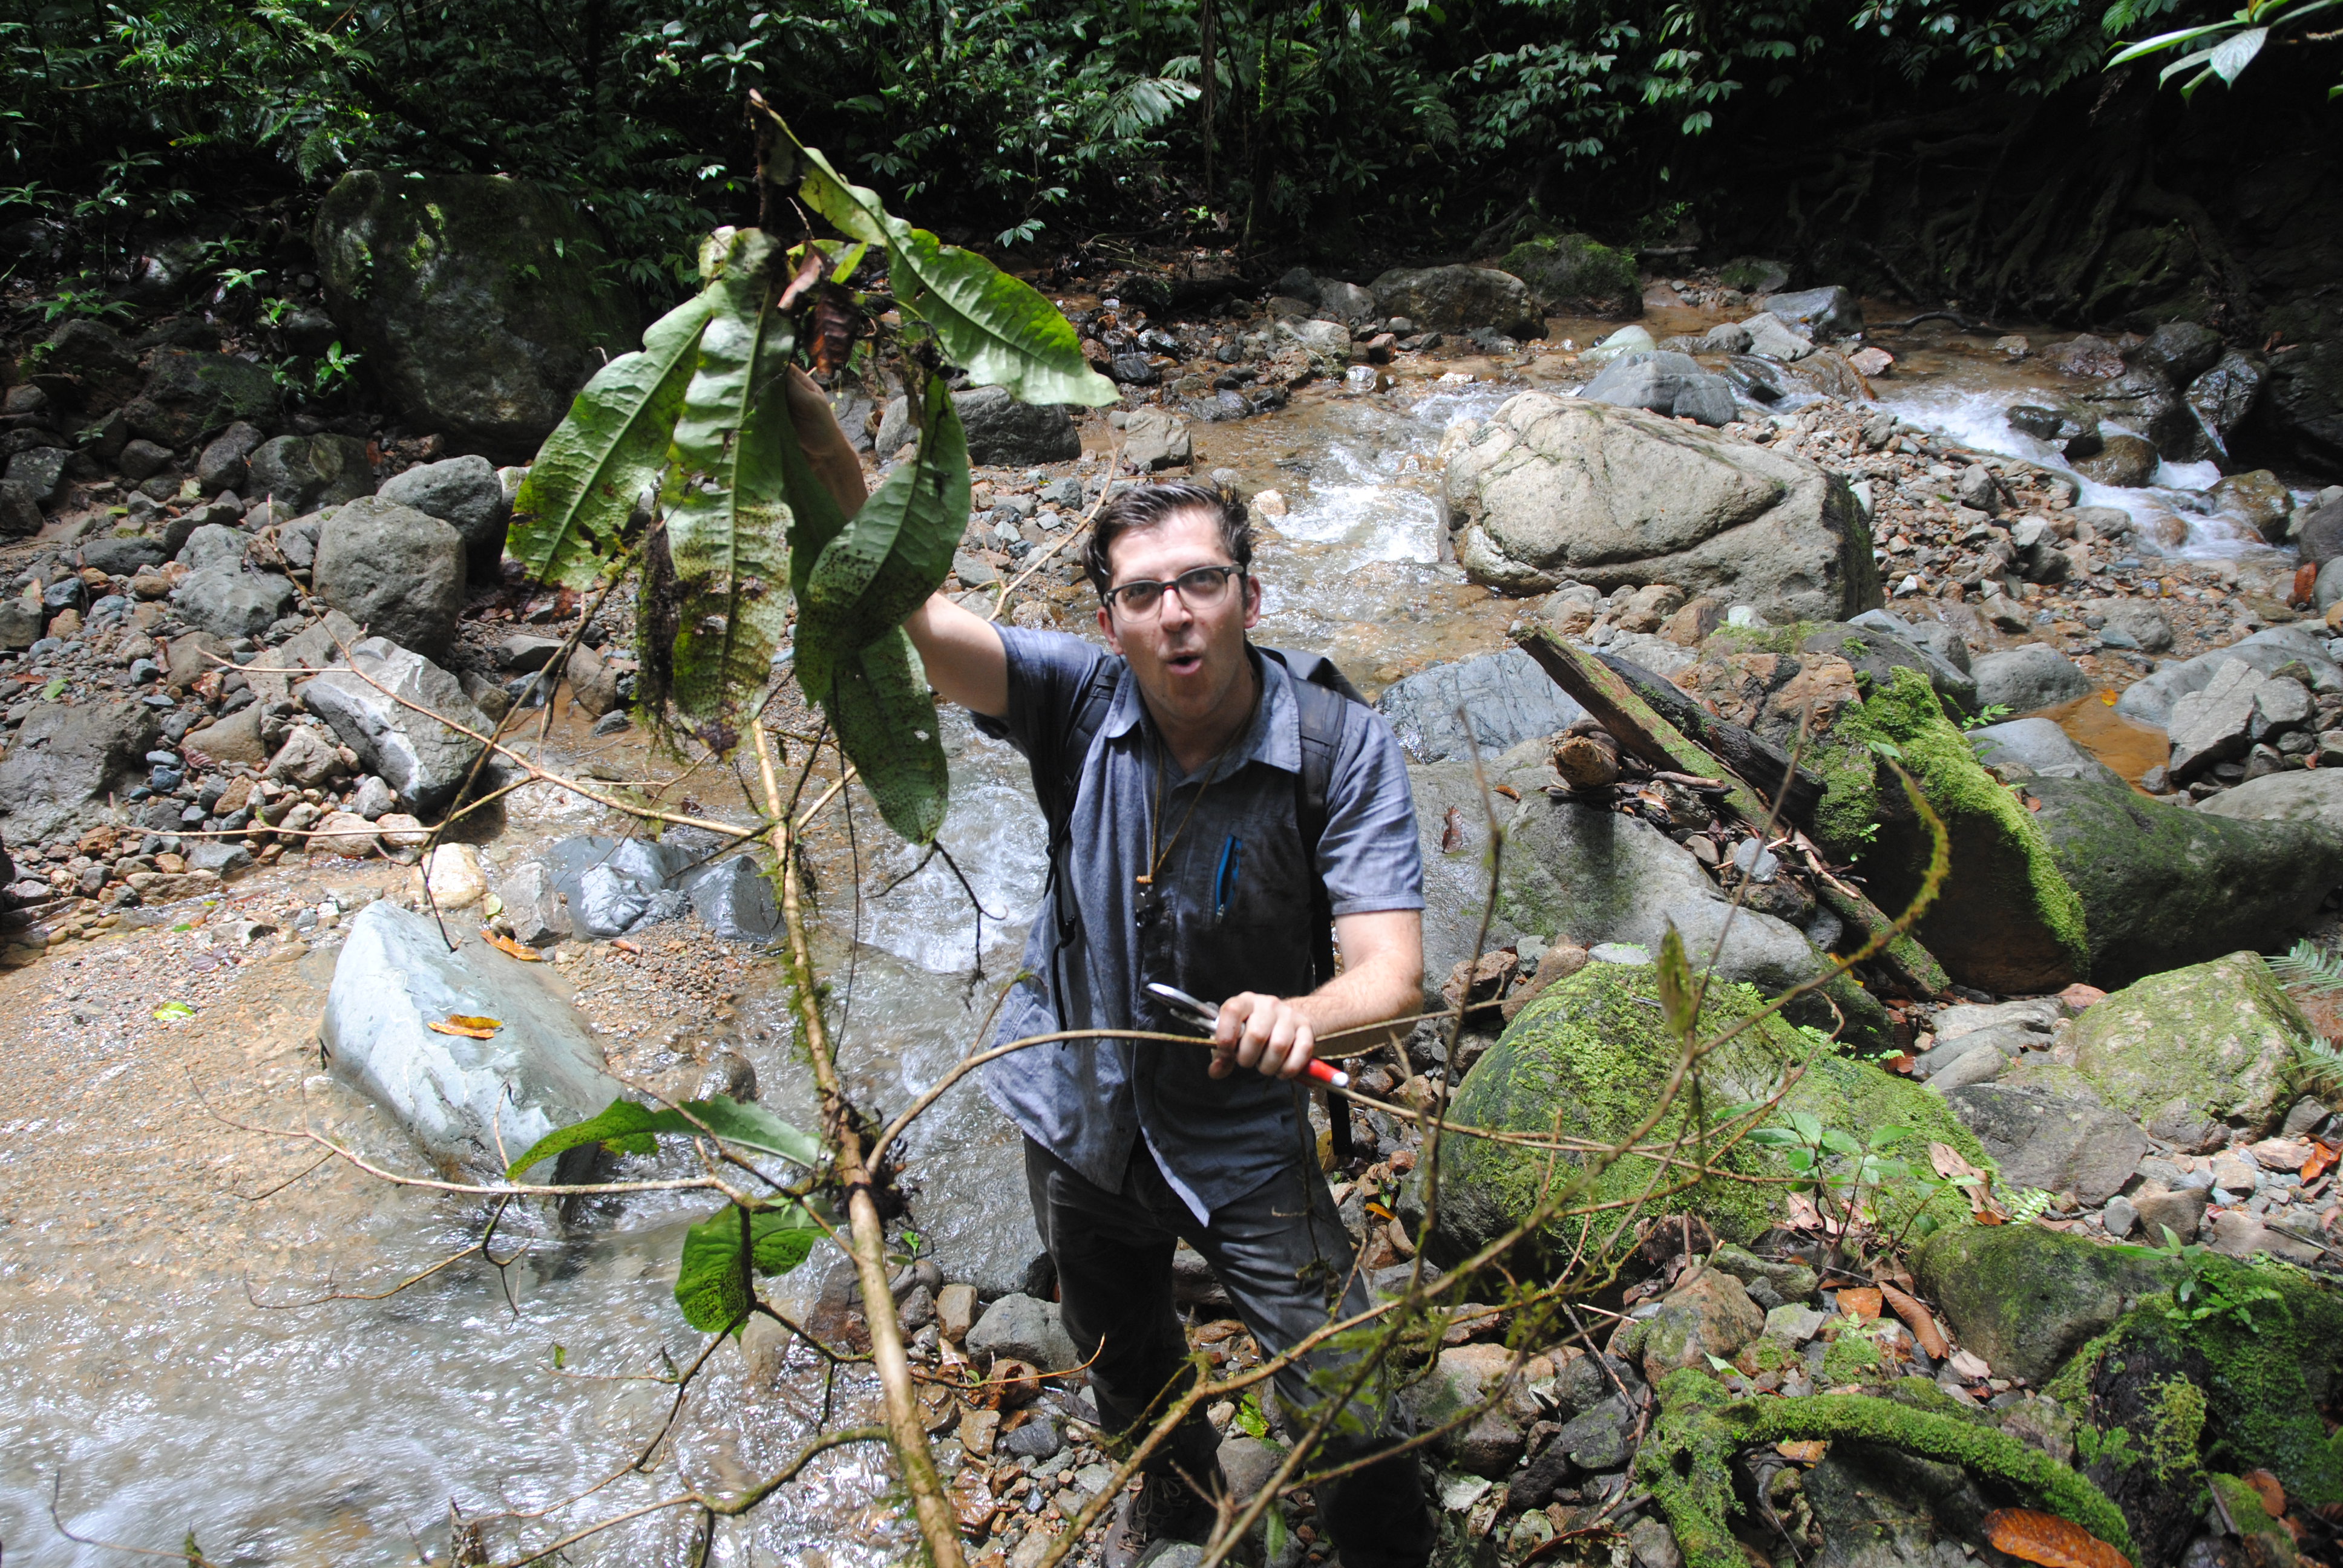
[4,0,2338,324]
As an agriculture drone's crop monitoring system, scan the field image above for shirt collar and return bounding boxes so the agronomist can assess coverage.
[1101,643,1303,777]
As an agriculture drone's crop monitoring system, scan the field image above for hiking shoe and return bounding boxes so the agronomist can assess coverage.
[1104,1466,1224,1568]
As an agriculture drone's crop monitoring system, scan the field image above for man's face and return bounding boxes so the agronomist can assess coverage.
[1096,509,1263,732]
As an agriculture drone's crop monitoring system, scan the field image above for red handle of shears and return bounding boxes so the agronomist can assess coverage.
[1146,982,1351,1088]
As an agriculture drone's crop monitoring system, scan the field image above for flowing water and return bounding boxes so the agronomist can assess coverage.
[1,297,2307,1566]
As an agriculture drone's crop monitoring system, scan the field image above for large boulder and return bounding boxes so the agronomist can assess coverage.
[1421,962,1985,1267]
[1913,1224,2173,1385]
[1497,234,1641,319]
[2198,766,2343,832]
[1442,394,1881,621]
[1969,643,2091,715]
[310,495,467,657]
[2067,951,2318,1149]
[1369,266,1542,338]
[301,637,492,815]
[376,452,510,563]
[2070,365,2201,462]
[322,900,626,1181]
[121,348,279,447]
[171,564,299,640]
[1577,351,1737,427]
[2114,626,2342,727]
[1412,756,1889,1047]
[2255,297,2343,471]
[874,386,1082,466]
[0,698,159,843]
[1943,1080,2147,1205]
[246,433,374,514]
[1755,286,1861,339]
[2031,776,2343,988]
[314,170,644,460]
[1374,649,1585,763]
[2186,348,2267,462]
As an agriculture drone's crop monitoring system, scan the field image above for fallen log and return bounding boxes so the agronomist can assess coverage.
[1595,651,1822,823]
[1512,624,1950,999]
[1551,729,1620,790]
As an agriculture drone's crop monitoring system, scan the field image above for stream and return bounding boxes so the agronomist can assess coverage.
[1,296,2315,1567]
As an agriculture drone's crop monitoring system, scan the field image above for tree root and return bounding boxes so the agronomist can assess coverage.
[1634,1370,2135,1568]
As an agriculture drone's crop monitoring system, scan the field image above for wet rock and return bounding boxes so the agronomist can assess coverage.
[542,835,692,936]
[311,495,467,657]
[2069,951,2316,1149]
[0,698,158,843]
[1967,716,2126,786]
[1738,312,1814,364]
[2186,348,2267,460]
[2209,470,2293,544]
[323,900,628,1181]
[2074,367,2201,462]
[376,453,510,562]
[1578,351,1737,426]
[1443,394,1879,621]
[2164,659,2266,782]
[2132,321,2224,387]
[1374,648,1586,763]
[1499,234,1640,319]
[1634,1269,1763,1382]
[1915,1223,2172,1384]
[1120,409,1191,472]
[1368,266,1542,339]
[247,433,374,514]
[171,563,298,640]
[966,1293,1080,1370]
[1945,1081,2146,1204]
[937,1282,979,1342]
[2071,432,2160,488]
[2199,766,2343,832]
[2115,627,2343,726]
[876,387,1083,468]
[122,347,279,447]
[1755,286,1861,338]
[315,170,643,460]
[195,421,266,492]
[681,854,781,941]
[301,637,492,814]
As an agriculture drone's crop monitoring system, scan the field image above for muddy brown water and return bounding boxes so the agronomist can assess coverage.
[0,287,2304,1565]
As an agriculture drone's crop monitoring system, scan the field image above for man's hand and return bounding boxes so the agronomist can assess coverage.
[1211,992,1319,1080]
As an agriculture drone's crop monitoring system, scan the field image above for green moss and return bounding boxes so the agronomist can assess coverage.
[1637,1371,2135,1568]
[2209,1472,2292,1550]
[1498,232,1640,312]
[1427,961,1990,1268]
[1822,1324,1886,1387]
[2147,1374,2208,1482]
[1699,619,1830,658]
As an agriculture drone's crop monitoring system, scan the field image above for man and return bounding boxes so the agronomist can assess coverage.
[903,478,1437,1568]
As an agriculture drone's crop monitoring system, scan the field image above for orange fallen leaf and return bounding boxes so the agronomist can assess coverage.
[1774,1440,1826,1463]
[1886,1052,1916,1075]
[480,928,542,961]
[1981,1508,2131,1568]
[1837,1286,1883,1321]
[2242,1469,2286,1520]
[611,938,644,955]
[428,1015,500,1039]
[1876,1279,1950,1359]
[2304,1142,2340,1184]
[1493,783,1521,801]
[1931,1141,2008,1223]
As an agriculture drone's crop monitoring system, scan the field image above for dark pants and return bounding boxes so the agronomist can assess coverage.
[1023,1135,1435,1568]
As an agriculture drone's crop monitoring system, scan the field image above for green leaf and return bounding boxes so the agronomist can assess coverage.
[1265,1508,1288,1563]
[824,626,949,843]
[2209,25,2267,77]
[1819,1128,1864,1158]
[41,677,64,701]
[506,1094,821,1178]
[802,376,970,652]
[1655,920,1698,1041]
[511,287,716,588]
[674,1200,825,1334]
[660,228,796,728]
[1233,1392,1270,1439]
[762,113,1115,407]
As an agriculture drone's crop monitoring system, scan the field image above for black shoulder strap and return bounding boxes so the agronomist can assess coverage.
[1261,645,1361,988]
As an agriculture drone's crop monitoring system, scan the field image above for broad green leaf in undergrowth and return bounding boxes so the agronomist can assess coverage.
[825,626,949,844]
[510,287,716,589]
[756,107,1117,410]
[505,1094,822,1179]
[658,227,796,728]
[801,376,971,658]
[675,1201,827,1334]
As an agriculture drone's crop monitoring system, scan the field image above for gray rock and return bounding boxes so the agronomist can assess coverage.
[2131,1184,2209,1244]
[311,495,467,657]
[177,523,248,571]
[264,725,348,788]
[493,860,573,947]
[2133,320,2224,387]
[1945,1082,2147,1204]
[2115,626,2343,725]
[2186,348,2268,460]
[1924,1042,2007,1094]
[874,386,1082,468]
[1914,1022,2043,1077]
[1274,318,1352,363]
[43,318,139,376]
[195,422,266,492]
[1967,716,2126,786]
[117,438,173,482]
[315,170,644,460]
[1968,644,2091,715]
[1316,279,1379,323]
[172,565,298,640]
[246,433,374,514]
[80,534,169,576]
[1443,394,1879,622]
[496,633,566,671]
[1002,1414,1061,1460]
[1754,287,1861,338]
[0,481,38,538]
[1368,266,1542,338]
[966,1293,1080,1371]
[0,699,158,843]
[300,637,492,814]
[2097,601,2174,653]
[1801,621,1978,714]
[1693,322,1753,354]
[6,446,69,505]
[1552,1394,1635,1472]
[182,705,269,768]
[1216,1434,1280,1501]
[1578,352,1737,427]
[1121,409,1191,471]
[185,841,254,880]
[2071,365,2201,462]
[1914,1223,2174,1383]
[122,348,279,447]
[1374,649,1586,763]
[1801,1446,1994,1568]
[1740,312,1815,362]
[2072,431,2161,488]
[2164,658,2264,782]
[376,454,509,558]
[2199,766,2343,833]
[350,774,398,819]
[323,900,628,1180]
[540,835,693,937]
[0,597,38,649]
[680,854,781,941]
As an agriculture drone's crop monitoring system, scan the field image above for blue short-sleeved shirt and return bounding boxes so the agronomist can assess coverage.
[976,626,1423,1217]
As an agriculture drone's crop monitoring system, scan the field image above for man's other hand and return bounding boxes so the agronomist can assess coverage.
[1211,992,1317,1080]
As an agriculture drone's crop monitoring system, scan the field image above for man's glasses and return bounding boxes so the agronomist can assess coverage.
[1103,563,1245,619]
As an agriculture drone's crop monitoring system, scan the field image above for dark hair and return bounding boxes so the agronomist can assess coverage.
[1083,480,1254,603]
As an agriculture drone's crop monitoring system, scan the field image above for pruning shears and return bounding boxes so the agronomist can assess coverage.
[1145,982,1351,1089]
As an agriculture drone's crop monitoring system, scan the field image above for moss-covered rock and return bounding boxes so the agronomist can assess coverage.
[1818,667,2089,993]
[315,170,644,460]
[1423,961,1987,1269]
[121,347,280,448]
[2069,951,2315,1148]
[1913,1224,2178,1386]
[1496,232,1642,319]
[2031,775,2343,990]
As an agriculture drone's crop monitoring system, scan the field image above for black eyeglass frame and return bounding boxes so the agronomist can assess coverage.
[1101,563,1249,618]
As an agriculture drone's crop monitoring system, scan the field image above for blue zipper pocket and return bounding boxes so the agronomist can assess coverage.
[1213,835,1242,920]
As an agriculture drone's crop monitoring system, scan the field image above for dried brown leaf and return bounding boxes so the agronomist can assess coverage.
[1876,1279,1950,1359]
[1981,1507,2131,1568]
